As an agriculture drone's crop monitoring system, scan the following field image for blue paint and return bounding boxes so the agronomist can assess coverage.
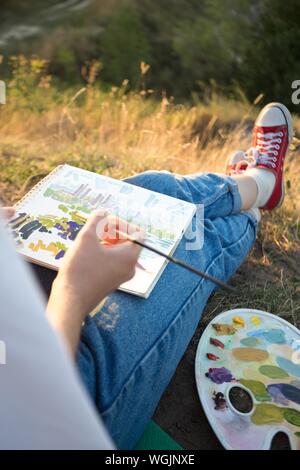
[247,328,286,344]
[265,329,286,344]
[276,356,300,378]
[268,383,300,406]
[288,338,300,352]
[281,384,300,405]
[267,384,289,406]
[247,329,266,337]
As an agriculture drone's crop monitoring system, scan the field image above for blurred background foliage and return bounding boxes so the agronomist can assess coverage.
[1,0,300,107]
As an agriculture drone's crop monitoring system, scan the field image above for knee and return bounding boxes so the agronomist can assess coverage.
[124,170,175,192]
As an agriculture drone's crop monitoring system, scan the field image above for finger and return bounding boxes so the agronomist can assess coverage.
[102,228,146,245]
[100,216,145,244]
[115,217,142,237]
[132,230,146,243]
[1,206,16,220]
[98,215,123,243]
[111,238,144,261]
[94,215,118,243]
[80,209,108,238]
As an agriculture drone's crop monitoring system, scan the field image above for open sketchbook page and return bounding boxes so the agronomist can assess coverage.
[11,165,196,297]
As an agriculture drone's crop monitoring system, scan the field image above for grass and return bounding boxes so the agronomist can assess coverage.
[0,57,299,329]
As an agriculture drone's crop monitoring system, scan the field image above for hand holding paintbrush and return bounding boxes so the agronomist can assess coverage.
[97,213,235,293]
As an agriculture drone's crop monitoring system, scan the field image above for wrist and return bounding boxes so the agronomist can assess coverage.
[47,276,86,322]
[46,278,86,357]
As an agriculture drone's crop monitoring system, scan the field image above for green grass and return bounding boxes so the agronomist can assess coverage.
[0,56,299,330]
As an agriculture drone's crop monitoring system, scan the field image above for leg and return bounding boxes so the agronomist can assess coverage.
[77,211,258,449]
[77,102,292,447]
[232,174,258,210]
[125,167,276,215]
[124,171,242,219]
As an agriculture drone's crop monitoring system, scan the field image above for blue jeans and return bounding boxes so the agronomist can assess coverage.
[77,171,258,449]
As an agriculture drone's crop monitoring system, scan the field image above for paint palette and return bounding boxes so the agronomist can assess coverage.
[195,309,300,450]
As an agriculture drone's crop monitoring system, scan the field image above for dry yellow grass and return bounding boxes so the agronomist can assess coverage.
[1,85,299,202]
[0,58,299,326]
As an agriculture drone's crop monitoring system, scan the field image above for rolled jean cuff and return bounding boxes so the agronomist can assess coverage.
[226,175,243,215]
[242,210,259,230]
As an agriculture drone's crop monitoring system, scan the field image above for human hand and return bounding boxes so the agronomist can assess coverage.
[47,210,144,354]
[55,210,144,313]
[0,206,15,220]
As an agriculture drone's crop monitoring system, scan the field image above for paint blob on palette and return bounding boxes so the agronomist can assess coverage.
[195,309,300,450]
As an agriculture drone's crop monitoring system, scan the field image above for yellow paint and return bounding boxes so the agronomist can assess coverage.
[232,347,269,362]
[60,221,68,231]
[29,239,46,252]
[71,211,88,225]
[232,316,245,327]
[212,323,236,335]
[46,242,60,256]
[28,240,60,256]
[252,404,284,425]
[251,315,261,326]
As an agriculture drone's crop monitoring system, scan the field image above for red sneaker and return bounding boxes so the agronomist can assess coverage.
[225,150,255,176]
[250,102,293,210]
[225,103,293,210]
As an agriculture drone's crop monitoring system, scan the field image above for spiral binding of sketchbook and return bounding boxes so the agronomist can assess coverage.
[10,164,196,298]
[14,165,65,211]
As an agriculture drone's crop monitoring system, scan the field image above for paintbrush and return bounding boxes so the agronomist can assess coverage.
[77,211,235,293]
[116,231,235,293]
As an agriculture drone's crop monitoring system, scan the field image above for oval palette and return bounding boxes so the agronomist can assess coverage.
[195,309,300,450]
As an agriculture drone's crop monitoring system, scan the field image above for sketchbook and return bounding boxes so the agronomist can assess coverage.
[10,164,196,298]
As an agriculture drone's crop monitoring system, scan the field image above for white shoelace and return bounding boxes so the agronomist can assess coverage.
[251,130,283,168]
[232,131,284,174]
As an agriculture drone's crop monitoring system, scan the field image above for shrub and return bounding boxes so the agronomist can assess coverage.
[100,6,152,87]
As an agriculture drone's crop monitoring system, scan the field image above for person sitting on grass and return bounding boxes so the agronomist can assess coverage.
[0,102,292,449]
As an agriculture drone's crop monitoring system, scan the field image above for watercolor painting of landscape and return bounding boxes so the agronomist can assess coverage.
[10,165,196,297]
[195,309,300,450]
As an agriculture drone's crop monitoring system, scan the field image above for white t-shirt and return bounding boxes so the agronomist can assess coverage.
[0,217,114,449]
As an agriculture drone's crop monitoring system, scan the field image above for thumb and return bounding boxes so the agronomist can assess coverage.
[1,206,16,220]
[80,209,108,238]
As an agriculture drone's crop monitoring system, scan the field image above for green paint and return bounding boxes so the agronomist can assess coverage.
[283,408,300,427]
[251,404,284,425]
[240,337,259,347]
[240,379,271,402]
[56,241,67,250]
[69,211,87,225]
[252,403,300,428]
[58,204,69,213]
[37,215,57,229]
[224,339,232,349]
[259,365,289,379]
[37,214,71,230]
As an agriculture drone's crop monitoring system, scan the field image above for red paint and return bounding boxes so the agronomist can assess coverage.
[210,338,225,349]
[207,353,220,361]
